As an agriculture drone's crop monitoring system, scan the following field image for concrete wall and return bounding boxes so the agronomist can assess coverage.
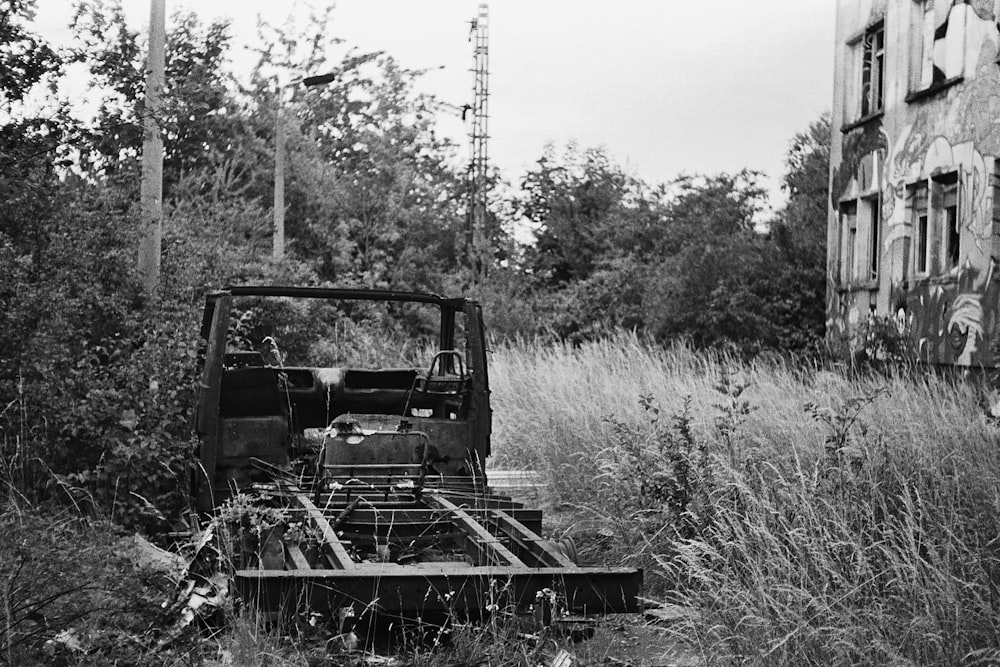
[829,0,1000,365]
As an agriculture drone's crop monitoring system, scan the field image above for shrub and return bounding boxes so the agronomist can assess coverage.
[0,507,177,665]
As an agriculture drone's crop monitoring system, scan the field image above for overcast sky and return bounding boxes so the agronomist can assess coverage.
[34,0,835,206]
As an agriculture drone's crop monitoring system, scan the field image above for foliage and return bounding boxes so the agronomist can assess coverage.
[587,394,714,586]
[854,312,915,367]
[0,3,475,530]
[71,1,245,189]
[489,334,1000,664]
[499,124,830,354]
[0,509,177,665]
[520,143,663,286]
[0,0,60,105]
[765,113,832,352]
[642,178,775,351]
[246,14,477,290]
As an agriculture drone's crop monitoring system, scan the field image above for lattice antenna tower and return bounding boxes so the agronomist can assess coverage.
[468,3,490,281]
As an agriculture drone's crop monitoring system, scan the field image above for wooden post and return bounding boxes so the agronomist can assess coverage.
[139,0,165,294]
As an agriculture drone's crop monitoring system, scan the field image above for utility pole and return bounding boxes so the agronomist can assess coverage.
[273,96,286,260]
[273,72,338,261]
[139,0,165,294]
[468,3,490,283]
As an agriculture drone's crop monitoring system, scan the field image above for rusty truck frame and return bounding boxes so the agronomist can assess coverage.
[194,286,641,621]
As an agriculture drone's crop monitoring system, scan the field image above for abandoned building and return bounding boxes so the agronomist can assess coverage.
[829,0,1000,365]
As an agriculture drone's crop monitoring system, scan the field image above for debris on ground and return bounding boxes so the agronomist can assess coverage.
[130,533,187,581]
[638,597,696,625]
[41,628,85,659]
[550,648,576,666]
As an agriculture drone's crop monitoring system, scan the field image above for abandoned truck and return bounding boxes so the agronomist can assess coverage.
[193,285,641,621]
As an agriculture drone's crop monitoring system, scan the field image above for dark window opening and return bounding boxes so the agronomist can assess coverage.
[917,214,928,273]
[934,172,960,269]
[910,181,929,274]
[946,204,959,267]
[862,25,885,116]
[840,201,858,283]
[848,228,858,280]
[869,198,880,281]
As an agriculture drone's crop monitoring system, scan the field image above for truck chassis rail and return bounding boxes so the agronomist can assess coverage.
[231,489,642,616]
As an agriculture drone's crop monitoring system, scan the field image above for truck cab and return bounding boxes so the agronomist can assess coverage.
[194,286,492,513]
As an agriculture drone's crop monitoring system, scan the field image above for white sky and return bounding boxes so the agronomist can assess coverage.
[33,0,835,206]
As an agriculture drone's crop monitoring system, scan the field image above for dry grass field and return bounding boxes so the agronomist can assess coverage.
[6,334,1000,665]
[489,333,1000,665]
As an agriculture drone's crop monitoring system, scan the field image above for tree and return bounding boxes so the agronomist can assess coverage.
[643,171,773,350]
[520,144,663,286]
[248,13,476,290]
[764,113,831,352]
[0,0,70,248]
[653,171,765,256]
[71,1,245,190]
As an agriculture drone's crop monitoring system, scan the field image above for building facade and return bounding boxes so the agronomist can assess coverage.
[829,0,1000,365]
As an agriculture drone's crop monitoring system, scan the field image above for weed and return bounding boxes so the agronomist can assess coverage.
[488,334,1000,663]
[713,366,756,466]
[0,503,182,665]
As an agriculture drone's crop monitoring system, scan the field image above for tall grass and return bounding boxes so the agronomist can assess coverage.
[488,333,1000,665]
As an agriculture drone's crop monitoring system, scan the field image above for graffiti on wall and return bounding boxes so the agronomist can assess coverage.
[828,1,1000,366]
[891,260,999,365]
[889,132,995,365]
[827,121,888,357]
[831,121,888,208]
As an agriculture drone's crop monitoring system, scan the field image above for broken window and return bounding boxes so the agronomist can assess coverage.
[861,23,885,116]
[840,201,858,283]
[943,177,959,269]
[909,0,966,93]
[931,171,960,270]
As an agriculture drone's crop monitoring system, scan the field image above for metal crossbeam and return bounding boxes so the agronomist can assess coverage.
[487,509,577,568]
[423,491,525,567]
[234,566,642,615]
[293,495,354,570]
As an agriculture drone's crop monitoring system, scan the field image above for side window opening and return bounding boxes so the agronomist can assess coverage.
[840,201,859,283]
[908,181,929,275]
[933,171,960,270]
[909,0,967,93]
[868,196,881,281]
[861,22,885,116]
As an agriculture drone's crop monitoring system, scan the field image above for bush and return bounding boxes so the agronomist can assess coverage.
[0,507,177,665]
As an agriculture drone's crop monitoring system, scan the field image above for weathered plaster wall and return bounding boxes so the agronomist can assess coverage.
[829,0,1000,365]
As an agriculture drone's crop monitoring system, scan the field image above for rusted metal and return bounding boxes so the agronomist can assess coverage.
[194,294,230,513]
[423,491,525,567]
[293,495,354,570]
[234,566,643,615]
[486,509,577,568]
[329,497,361,530]
[193,286,642,619]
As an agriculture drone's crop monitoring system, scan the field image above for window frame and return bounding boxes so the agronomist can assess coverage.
[905,0,965,102]
[839,200,859,285]
[908,181,930,277]
[843,19,887,130]
[934,171,960,270]
[907,171,962,278]
[866,194,881,282]
[860,21,886,118]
